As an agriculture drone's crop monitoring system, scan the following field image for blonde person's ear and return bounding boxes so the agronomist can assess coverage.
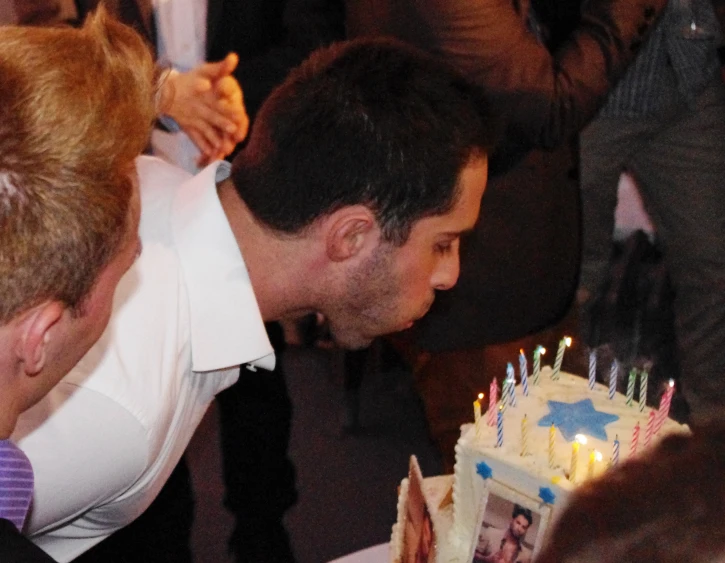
[17,301,65,376]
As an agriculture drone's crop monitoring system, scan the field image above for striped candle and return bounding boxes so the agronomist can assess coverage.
[487,379,498,426]
[654,379,675,434]
[500,377,510,414]
[630,422,640,457]
[533,346,546,385]
[508,365,517,408]
[644,410,656,447]
[626,368,637,406]
[608,359,618,400]
[552,337,571,380]
[639,368,649,412]
[474,393,483,437]
[588,348,597,390]
[520,350,529,396]
[496,406,503,448]
[570,439,580,483]
[521,415,529,456]
[612,435,620,466]
[548,424,556,469]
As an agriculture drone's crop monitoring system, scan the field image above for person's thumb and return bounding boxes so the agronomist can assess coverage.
[198,52,239,80]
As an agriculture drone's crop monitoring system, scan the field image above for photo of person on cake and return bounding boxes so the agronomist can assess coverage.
[473,503,536,563]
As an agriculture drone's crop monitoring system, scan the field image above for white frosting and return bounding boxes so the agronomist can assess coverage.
[391,367,689,562]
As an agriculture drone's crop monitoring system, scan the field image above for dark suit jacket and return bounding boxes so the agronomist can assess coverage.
[345,0,666,350]
[0,519,56,563]
[76,0,344,119]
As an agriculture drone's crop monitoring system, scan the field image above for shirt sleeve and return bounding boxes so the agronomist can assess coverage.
[11,382,148,536]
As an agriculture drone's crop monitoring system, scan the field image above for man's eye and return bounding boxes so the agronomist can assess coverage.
[435,242,453,255]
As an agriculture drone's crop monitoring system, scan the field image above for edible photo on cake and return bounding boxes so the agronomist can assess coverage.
[403,456,436,563]
[469,480,550,563]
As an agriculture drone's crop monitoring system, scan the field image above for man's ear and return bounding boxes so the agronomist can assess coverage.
[324,206,377,262]
[17,301,65,376]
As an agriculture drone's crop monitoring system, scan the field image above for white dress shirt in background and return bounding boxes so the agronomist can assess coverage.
[151,0,209,173]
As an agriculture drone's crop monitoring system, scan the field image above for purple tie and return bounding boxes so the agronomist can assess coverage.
[0,440,34,531]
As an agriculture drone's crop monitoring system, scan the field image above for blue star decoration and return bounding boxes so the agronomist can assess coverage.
[476,462,493,480]
[537,399,619,442]
[538,487,556,505]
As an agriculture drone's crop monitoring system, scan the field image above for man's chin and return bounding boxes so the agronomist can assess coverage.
[327,326,375,351]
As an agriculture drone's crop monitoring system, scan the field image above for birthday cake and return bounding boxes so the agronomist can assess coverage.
[390,354,689,563]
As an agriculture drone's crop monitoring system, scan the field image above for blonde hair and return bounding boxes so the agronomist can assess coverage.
[0,7,155,322]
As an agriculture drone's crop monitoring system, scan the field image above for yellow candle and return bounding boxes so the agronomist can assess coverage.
[474,393,484,436]
[570,434,587,483]
[521,415,529,457]
[548,424,555,469]
[588,450,603,479]
[473,393,482,423]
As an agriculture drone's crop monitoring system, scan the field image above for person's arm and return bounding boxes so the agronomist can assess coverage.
[12,383,147,537]
[386,0,667,151]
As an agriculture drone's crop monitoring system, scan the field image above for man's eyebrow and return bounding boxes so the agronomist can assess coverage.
[440,228,476,238]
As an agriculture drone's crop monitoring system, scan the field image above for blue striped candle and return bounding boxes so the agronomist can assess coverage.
[626,368,637,407]
[507,363,517,407]
[588,348,596,390]
[519,350,529,396]
[612,435,620,466]
[533,346,545,385]
[496,406,504,447]
[608,359,618,400]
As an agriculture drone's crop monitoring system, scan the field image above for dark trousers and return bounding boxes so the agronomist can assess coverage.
[579,78,725,425]
[74,322,297,563]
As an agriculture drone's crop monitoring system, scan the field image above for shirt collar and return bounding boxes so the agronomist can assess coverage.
[171,161,275,372]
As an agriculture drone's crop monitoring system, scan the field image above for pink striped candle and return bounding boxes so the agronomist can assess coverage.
[630,422,640,456]
[654,379,675,435]
[644,410,656,448]
[487,379,498,426]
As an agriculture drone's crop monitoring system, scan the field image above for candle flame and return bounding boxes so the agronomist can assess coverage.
[575,434,588,445]
[564,336,572,347]
[668,379,675,388]
[478,393,484,400]
[540,347,546,355]
[595,451,603,462]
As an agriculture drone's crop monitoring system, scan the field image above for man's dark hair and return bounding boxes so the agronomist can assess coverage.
[231,37,494,245]
[512,504,533,526]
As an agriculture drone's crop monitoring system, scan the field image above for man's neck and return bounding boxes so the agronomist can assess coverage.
[216,179,319,323]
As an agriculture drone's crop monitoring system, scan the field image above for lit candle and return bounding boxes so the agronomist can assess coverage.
[612,435,620,466]
[548,424,556,469]
[626,368,637,407]
[521,414,529,456]
[608,359,618,400]
[487,379,498,426]
[654,379,675,434]
[474,393,483,436]
[630,422,640,457]
[639,367,649,413]
[588,348,597,391]
[520,350,529,396]
[533,346,546,385]
[644,410,656,448]
[552,337,571,380]
[587,450,601,479]
[496,405,504,448]
[570,434,587,483]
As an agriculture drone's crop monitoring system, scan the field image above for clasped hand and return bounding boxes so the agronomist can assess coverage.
[159,52,249,166]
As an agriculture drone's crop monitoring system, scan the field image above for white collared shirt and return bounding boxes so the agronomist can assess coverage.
[12,156,274,562]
